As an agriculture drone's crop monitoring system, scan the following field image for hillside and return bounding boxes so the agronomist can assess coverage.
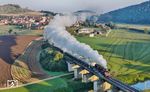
[74,10,96,14]
[98,1,150,24]
[0,4,32,14]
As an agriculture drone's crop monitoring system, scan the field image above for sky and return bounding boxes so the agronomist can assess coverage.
[0,0,148,13]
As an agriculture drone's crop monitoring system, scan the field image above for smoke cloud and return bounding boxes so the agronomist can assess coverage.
[44,14,107,68]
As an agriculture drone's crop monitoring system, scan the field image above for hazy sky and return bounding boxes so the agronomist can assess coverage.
[0,0,148,13]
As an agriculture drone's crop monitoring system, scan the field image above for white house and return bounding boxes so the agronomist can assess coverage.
[78,28,94,34]
[89,33,95,37]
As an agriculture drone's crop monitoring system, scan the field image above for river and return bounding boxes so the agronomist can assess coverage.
[131,80,150,91]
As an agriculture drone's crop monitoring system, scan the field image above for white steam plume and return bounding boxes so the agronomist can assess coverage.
[44,14,107,69]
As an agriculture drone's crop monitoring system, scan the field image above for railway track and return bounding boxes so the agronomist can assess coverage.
[68,52,139,92]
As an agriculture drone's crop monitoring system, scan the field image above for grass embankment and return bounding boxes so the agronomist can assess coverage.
[77,29,150,84]
[0,78,68,92]
[0,74,92,92]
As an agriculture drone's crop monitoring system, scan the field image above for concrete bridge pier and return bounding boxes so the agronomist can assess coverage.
[67,62,82,79]
[81,74,91,83]
[73,68,82,79]
[93,80,103,92]
[67,62,74,72]
[79,69,90,83]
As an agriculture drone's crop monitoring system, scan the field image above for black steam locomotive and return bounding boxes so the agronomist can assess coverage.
[95,64,111,77]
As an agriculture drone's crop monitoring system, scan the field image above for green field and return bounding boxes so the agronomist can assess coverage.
[0,25,43,36]
[76,29,150,84]
[0,77,69,92]
[0,74,92,92]
[116,23,150,31]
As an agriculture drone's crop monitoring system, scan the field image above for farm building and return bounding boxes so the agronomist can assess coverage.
[89,33,95,37]
[77,28,94,34]
[77,28,103,37]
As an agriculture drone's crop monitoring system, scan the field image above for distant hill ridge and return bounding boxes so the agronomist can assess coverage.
[98,1,150,24]
[0,4,32,14]
[74,10,96,14]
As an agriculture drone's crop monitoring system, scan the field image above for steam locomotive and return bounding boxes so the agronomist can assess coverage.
[94,64,111,77]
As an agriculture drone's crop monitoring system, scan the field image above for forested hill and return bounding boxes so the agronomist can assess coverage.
[98,1,150,24]
[0,4,32,14]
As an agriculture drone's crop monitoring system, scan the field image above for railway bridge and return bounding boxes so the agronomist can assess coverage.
[65,53,139,92]
[27,39,140,92]
[46,41,140,92]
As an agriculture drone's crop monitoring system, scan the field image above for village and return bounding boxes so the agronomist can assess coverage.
[0,15,52,30]
[68,20,113,37]
[0,14,113,37]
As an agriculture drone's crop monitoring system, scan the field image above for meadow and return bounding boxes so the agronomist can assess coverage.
[0,77,69,92]
[116,23,150,32]
[0,25,43,36]
[0,74,92,92]
[76,29,150,84]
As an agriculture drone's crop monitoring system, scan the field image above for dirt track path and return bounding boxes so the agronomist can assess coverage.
[18,39,49,79]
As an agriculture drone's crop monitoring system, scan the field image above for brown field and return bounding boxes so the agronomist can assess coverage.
[12,38,49,84]
[0,35,38,87]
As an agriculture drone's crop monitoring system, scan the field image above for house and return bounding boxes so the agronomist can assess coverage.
[89,33,94,37]
[77,28,94,34]
[93,29,102,35]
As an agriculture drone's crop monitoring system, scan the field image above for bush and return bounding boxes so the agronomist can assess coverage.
[40,50,67,72]
[54,51,64,61]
